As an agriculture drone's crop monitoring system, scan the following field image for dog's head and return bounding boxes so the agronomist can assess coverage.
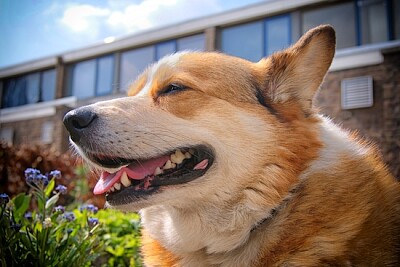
[64,25,335,214]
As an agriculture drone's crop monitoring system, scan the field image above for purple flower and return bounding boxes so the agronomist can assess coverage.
[87,217,99,227]
[55,185,67,195]
[24,211,33,220]
[54,205,65,213]
[49,170,61,179]
[24,168,40,183]
[79,204,98,214]
[24,168,48,186]
[62,212,75,222]
[0,193,9,205]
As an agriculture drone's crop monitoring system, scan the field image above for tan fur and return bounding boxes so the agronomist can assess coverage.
[69,25,400,266]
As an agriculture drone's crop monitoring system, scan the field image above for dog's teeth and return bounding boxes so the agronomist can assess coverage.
[114,182,121,191]
[174,149,185,164]
[121,172,131,187]
[154,167,163,176]
[163,160,173,170]
[110,187,115,192]
[170,154,178,164]
[184,152,192,159]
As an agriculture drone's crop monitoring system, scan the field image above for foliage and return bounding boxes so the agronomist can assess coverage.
[0,169,102,267]
[1,144,144,266]
[0,141,105,209]
[94,209,142,267]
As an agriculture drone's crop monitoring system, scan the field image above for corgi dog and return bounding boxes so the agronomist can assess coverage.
[64,25,400,266]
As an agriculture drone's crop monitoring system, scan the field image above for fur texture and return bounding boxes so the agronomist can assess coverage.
[65,25,400,266]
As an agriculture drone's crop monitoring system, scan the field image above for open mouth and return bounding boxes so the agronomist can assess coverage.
[87,145,214,206]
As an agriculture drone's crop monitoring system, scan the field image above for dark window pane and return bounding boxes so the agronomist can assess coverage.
[177,34,205,51]
[395,0,400,39]
[2,78,26,108]
[265,15,291,56]
[156,41,176,60]
[221,21,263,62]
[71,59,96,99]
[2,79,15,108]
[302,2,356,49]
[25,72,40,104]
[359,0,388,44]
[120,46,154,91]
[96,55,114,96]
[41,69,56,101]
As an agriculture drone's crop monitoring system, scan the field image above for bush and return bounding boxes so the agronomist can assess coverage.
[0,168,143,267]
[0,142,105,208]
[0,169,102,267]
[94,209,142,267]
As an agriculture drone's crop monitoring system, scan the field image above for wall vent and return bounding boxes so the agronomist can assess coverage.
[341,76,373,110]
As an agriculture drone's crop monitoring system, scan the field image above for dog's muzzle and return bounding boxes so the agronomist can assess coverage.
[63,107,97,143]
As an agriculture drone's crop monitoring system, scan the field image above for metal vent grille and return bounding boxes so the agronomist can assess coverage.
[341,76,373,109]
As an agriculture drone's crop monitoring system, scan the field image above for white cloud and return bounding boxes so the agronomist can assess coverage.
[60,4,110,33]
[58,0,221,38]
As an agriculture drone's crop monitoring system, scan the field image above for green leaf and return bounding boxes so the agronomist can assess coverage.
[12,193,31,220]
[44,179,55,198]
[45,194,59,210]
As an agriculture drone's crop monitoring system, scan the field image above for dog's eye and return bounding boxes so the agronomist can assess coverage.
[159,83,186,96]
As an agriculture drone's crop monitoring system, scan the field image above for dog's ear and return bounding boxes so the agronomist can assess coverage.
[256,25,335,114]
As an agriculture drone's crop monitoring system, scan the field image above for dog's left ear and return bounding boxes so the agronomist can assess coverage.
[256,25,335,114]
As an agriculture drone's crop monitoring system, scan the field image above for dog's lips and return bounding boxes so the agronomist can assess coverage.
[93,155,170,195]
[92,146,214,202]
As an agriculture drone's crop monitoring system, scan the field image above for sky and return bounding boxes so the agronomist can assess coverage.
[0,0,264,69]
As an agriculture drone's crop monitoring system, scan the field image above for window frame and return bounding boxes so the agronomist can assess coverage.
[1,68,57,109]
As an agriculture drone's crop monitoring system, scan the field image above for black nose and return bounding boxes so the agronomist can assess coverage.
[63,107,97,143]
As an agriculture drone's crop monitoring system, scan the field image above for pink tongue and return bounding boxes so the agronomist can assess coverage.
[93,156,169,195]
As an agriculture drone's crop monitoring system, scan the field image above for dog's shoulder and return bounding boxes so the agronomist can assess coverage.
[141,229,180,267]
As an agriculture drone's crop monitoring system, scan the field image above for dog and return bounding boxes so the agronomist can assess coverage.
[63,25,400,266]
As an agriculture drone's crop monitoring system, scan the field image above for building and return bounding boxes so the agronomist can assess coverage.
[1,0,399,177]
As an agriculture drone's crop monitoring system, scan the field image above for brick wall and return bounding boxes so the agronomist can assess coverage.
[1,106,72,153]
[316,50,400,178]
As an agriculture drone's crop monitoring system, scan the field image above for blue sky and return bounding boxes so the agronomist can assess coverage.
[0,0,263,69]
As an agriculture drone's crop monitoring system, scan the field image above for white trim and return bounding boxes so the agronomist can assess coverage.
[330,51,383,71]
[0,96,77,123]
[330,40,400,71]
[0,57,57,78]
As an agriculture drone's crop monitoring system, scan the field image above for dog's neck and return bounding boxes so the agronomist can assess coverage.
[140,203,270,256]
[140,185,299,263]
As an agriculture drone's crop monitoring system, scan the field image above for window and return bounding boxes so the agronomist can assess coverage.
[358,0,389,44]
[1,69,56,109]
[177,34,205,51]
[395,0,400,39]
[96,55,114,96]
[41,121,54,144]
[41,69,56,101]
[67,55,115,99]
[221,21,263,62]
[120,46,154,91]
[302,2,356,49]
[156,41,176,60]
[265,15,291,56]
[0,128,14,145]
[25,73,40,104]
[70,59,96,99]
[220,15,291,61]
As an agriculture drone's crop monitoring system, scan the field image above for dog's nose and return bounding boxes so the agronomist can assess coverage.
[63,107,97,143]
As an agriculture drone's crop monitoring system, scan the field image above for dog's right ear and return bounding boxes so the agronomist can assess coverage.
[256,25,335,115]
